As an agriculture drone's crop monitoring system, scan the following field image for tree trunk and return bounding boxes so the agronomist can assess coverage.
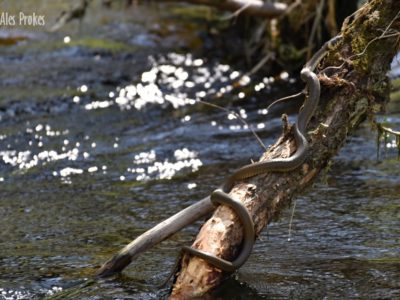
[170,0,400,298]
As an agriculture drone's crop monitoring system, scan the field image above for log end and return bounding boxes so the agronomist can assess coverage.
[95,253,132,278]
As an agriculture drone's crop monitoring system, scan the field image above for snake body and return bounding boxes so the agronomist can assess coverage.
[182,35,342,272]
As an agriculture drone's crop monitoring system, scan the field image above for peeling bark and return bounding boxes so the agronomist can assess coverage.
[170,0,400,298]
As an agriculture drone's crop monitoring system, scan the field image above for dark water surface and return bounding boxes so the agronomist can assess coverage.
[0,2,399,299]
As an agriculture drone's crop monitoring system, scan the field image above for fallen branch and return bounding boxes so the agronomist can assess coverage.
[96,196,214,276]
[95,0,400,298]
[158,0,288,18]
[170,0,400,298]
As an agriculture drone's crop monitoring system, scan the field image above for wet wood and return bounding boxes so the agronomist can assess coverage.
[96,197,214,277]
[159,0,287,18]
[170,0,400,298]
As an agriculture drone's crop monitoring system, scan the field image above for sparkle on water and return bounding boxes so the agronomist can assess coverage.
[63,36,71,44]
[128,148,202,181]
[69,52,269,113]
[1,32,398,299]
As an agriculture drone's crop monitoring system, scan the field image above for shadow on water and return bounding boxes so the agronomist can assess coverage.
[0,1,399,299]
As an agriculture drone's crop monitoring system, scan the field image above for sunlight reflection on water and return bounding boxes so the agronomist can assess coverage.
[0,26,398,298]
[72,52,276,113]
[128,148,202,181]
[0,50,283,187]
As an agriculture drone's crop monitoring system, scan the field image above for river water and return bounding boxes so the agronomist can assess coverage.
[0,1,399,299]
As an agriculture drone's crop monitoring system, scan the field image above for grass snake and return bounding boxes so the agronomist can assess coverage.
[182,35,342,272]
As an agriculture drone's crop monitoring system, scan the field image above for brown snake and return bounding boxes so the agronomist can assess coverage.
[182,35,342,272]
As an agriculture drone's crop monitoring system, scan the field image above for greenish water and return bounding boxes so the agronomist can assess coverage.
[0,1,399,299]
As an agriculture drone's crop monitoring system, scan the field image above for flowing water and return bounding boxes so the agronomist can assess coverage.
[0,2,399,299]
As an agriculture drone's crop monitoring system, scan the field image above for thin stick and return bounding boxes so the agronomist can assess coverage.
[265,91,304,112]
[307,0,325,59]
[379,124,400,136]
[278,0,301,20]
[242,51,274,78]
[287,199,297,242]
[197,99,268,151]
[220,2,252,21]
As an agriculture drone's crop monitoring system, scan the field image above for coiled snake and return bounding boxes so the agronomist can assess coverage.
[182,35,342,272]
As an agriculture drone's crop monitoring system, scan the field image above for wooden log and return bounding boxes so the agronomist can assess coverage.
[96,197,214,276]
[170,0,400,298]
[158,0,288,18]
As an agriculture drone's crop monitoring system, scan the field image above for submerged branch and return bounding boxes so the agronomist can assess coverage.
[96,197,214,277]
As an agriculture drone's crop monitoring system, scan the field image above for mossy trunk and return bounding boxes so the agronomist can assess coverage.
[170,0,400,298]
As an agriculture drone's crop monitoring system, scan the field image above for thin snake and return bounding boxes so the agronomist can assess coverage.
[182,35,342,272]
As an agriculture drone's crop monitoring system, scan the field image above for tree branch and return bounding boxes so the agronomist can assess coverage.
[170,0,400,298]
[158,0,288,18]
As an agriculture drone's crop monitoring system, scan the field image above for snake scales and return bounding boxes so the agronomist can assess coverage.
[182,35,342,272]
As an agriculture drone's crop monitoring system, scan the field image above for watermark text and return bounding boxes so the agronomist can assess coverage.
[0,12,45,27]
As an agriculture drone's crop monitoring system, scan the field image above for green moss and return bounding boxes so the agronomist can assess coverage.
[0,86,76,105]
[278,43,307,67]
[168,4,215,20]
[390,89,400,102]
[366,257,400,264]
[350,34,377,73]
[391,77,400,91]
[69,37,133,52]
[349,1,398,75]
[5,39,65,55]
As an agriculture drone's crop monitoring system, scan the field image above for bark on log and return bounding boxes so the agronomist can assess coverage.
[158,0,288,18]
[170,0,400,298]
